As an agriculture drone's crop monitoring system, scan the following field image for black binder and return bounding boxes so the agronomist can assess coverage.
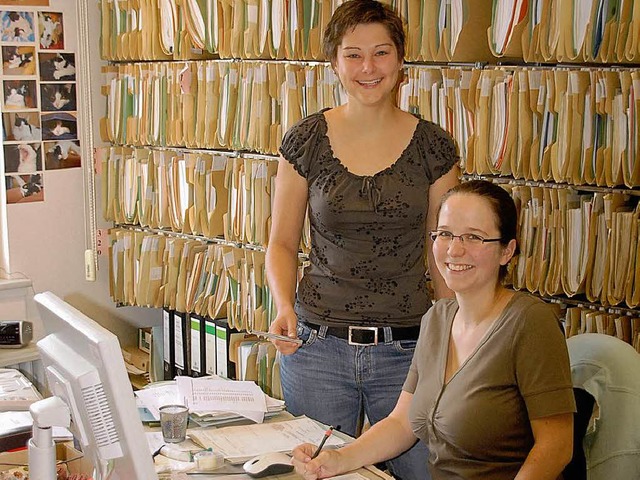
[173,311,191,377]
[162,308,175,380]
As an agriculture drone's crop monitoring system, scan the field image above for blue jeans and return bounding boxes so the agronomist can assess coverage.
[280,322,430,480]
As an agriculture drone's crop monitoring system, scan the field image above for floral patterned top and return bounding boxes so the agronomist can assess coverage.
[279,109,458,327]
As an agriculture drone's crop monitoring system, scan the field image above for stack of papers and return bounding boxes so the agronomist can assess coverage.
[189,417,346,464]
[0,369,43,411]
[135,376,285,425]
[0,411,73,440]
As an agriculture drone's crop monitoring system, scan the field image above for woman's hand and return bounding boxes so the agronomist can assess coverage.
[292,444,345,480]
[269,309,300,355]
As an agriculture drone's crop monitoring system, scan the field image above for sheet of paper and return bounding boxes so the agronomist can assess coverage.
[53,426,73,440]
[176,377,267,414]
[135,383,180,419]
[0,410,32,430]
[0,369,39,396]
[189,417,345,463]
[146,431,166,455]
[328,474,369,480]
[0,410,71,440]
[138,379,285,426]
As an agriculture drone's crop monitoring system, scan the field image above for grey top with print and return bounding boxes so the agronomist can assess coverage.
[279,109,458,328]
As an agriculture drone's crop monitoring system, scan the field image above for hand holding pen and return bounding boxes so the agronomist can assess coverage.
[312,425,338,458]
[251,330,303,345]
[291,426,342,479]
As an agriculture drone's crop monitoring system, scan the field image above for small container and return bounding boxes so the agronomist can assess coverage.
[159,404,189,443]
[194,450,225,471]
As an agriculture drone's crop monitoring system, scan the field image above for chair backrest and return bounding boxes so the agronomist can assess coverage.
[562,387,595,480]
[564,334,640,480]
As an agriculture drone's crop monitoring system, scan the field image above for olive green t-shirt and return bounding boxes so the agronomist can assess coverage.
[279,109,458,327]
[403,292,576,479]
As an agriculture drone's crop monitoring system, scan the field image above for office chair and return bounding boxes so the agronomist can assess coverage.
[563,334,640,480]
[562,387,595,480]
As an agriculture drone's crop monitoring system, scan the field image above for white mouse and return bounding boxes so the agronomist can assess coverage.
[243,451,294,478]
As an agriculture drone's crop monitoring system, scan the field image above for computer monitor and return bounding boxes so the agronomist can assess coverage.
[33,291,158,479]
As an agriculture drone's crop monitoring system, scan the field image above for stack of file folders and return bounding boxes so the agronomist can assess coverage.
[99,0,640,64]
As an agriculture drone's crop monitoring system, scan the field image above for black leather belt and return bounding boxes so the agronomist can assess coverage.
[302,321,420,346]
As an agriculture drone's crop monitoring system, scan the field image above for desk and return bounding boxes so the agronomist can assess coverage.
[0,410,392,479]
[158,467,392,479]
[156,463,392,480]
[152,413,393,480]
[164,470,392,479]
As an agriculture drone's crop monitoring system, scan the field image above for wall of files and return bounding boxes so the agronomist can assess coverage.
[97,0,640,394]
[98,0,640,64]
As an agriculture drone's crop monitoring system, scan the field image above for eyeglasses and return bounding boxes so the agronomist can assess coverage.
[429,230,502,246]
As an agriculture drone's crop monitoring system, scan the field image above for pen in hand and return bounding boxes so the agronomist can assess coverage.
[311,425,339,459]
[250,330,303,345]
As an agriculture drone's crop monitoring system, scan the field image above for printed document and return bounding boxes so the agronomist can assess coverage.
[189,417,346,463]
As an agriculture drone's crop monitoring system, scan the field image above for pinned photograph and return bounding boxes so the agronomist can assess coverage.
[44,139,81,170]
[0,11,35,42]
[38,12,63,50]
[2,45,35,75]
[6,173,43,204]
[3,112,41,141]
[3,142,42,173]
[3,79,37,109]
[39,52,75,81]
[40,83,76,111]
[41,112,77,140]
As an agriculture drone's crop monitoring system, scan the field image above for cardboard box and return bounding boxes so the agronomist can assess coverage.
[0,422,31,453]
[0,442,93,478]
[121,346,149,372]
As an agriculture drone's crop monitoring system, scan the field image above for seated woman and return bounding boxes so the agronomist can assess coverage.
[292,180,576,480]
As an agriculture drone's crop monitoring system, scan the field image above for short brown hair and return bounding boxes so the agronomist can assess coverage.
[322,0,406,63]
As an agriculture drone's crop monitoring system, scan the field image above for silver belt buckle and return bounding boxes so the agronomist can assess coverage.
[348,326,379,346]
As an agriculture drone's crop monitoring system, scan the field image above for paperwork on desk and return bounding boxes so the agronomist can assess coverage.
[135,376,285,425]
[328,474,369,480]
[0,369,43,411]
[189,417,346,464]
[0,410,73,440]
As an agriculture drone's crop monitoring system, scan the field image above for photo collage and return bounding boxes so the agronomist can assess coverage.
[1,9,80,204]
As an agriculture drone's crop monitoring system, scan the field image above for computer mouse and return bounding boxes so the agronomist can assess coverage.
[242,451,294,478]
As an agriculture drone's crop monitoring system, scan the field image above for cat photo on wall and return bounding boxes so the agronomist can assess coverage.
[3,79,37,110]
[38,12,63,49]
[0,11,35,42]
[39,52,75,81]
[2,45,35,76]
[6,173,44,204]
[41,111,77,140]
[44,139,81,170]
[3,112,41,141]
[40,83,76,111]
[3,142,42,174]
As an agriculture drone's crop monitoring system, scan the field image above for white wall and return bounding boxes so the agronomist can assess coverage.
[5,0,159,343]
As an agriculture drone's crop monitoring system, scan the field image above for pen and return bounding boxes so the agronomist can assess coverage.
[311,425,337,459]
[250,330,303,345]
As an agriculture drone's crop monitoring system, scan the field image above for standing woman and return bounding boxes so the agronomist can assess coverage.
[265,1,459,478]
[291,180,575,480]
